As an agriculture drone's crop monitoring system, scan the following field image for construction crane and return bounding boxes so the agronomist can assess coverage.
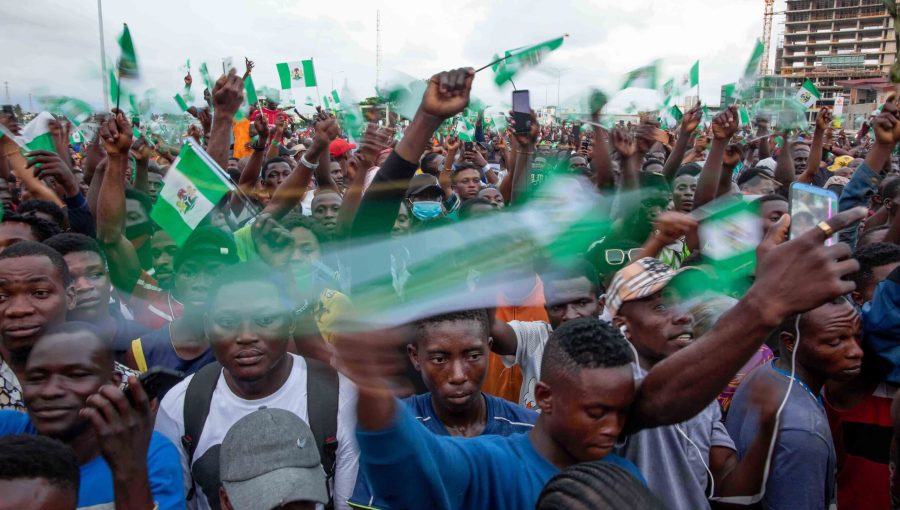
[762,0,775,75]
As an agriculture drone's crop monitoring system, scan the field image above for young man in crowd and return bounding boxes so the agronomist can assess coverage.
[155,261,359,510]
[334,66,867,510]
[726,298,864,510]
[349,310,537,509]
[44,233,149,362]
[0,321,185,509]
[489,261,604,409]
[126,226,239,376]
[0,434,80,510]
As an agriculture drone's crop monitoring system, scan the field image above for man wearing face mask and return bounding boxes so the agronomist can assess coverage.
[404,174,449,225]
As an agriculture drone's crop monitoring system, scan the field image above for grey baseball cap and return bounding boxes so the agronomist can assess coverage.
[220,408,328,510]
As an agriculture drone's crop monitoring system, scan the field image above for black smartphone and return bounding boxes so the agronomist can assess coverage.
[126,367,184,404]
[512,90,531,134]
[464,141,473,152]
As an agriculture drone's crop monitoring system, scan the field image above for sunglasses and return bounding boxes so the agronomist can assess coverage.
[605,248,643,266]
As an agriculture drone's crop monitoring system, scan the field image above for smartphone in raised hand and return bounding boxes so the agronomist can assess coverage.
[512,90,531,134]
[789,182,838,245]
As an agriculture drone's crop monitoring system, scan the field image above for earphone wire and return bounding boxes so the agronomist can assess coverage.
[704,314,800,505]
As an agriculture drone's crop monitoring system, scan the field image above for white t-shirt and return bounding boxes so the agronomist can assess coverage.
[501,320,552,411]
[154,354,359,510]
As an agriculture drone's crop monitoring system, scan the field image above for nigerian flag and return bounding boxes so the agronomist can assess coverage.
[20,112,58,153]
[738,107,751,126]
[150,140,235,246]
[330,90,341,105]
[276,60,317,89]
[456,116,475,142]
[117,23,139,79]
[173,93,189,112]
[681,61,699,90]
[45,97,93,126]
[795,79,821,108]
[729,40,765,100]
[621,61,659,90]
[492,35,566,86]
[244,75,258,105]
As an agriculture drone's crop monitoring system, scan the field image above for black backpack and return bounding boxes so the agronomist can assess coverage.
[180,358,339,510]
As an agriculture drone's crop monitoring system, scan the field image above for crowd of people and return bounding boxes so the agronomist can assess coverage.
[0,57,899,510]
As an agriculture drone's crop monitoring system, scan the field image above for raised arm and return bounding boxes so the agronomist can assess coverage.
[96,112,142,292]
[262,115,335,220]
[439,136,460,199]
[756,117,771,160]
[351,67,474,239]
[207,69,245,169]
[131,136,152,195]
[236,116,269,193]
[695,107,738,209]
[774,133,797,191]
[797,107,832,185]
[662,104,702,182]
[628,207,867,430]
[509,110,539,206]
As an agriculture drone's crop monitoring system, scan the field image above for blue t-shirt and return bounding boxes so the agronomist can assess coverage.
[135,326,216,378]
[725,361,836,510]
[354,400,644,510]
[350,392,538,508]
[0,410,186,510]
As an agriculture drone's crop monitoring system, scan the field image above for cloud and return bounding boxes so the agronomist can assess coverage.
[1,0,780,113]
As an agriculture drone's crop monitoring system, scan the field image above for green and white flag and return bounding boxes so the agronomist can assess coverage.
[117,23,139,79]
[795,79,821,108]
[738,107,751,126]
[18,112,58,153]
[729,40,765,100]
[680,60,699,90]
[330,90,341,105]
[323,95,333,111]
[662,105,683,128]
[150,140,235,246]
[276,60,317,89]
[492,35,566,87]
[199,63,214,92]
[44,97,93,126]
[456,116,475,142]
[661,78,676,106]
[173,93,189,112]
[697,196,762,295]
[244,75,258,105]
[621,61,659,90]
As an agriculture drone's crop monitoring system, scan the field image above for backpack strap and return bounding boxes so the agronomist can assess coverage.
[306,357,340,510]
[181,361,222,501]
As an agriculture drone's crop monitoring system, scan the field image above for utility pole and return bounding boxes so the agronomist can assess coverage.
[3,82,9,104]
[376,9,382,92]
[28,93,33,113]
[97,0,109,110]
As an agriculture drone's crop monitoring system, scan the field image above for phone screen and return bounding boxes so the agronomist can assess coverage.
[789,183,838,245]
[512,91,530,113]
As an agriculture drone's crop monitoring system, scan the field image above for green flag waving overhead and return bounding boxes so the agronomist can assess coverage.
[330,90,341,105]
[738,107,751,126]
[199,63,214,92]
[20,112,58,153]
[173,93,189,112]
[795,79,821,108]
[244,75,258,105]
[276,60,317,89]
[43,97,93,126]
[683,60,699,89]
[456,116,475,142]
[491,35,566,87]
[117,23,139,79]
[150,140,235,246]
[729,40,765,100]
[621,61,659,90]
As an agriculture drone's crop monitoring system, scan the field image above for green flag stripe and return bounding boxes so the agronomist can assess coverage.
[276,63,292,89]
[302,60,317,87]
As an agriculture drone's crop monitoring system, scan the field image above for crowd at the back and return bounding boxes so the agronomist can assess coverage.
[1,61,900,510]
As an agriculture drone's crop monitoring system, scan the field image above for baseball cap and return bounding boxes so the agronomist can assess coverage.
[605,257,709,317]
[220,408,328,510]
[289,144,308,155]
[756,157,777,172]
[828,155,853,172]
[329,139,357,158]
[173,226,239,271]
[736,167,776,187]
[406,173,443,198]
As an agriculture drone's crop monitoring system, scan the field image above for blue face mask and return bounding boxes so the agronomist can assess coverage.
[411,201,443,221]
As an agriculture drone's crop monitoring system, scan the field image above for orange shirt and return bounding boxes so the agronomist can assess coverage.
[483,276,549,403]
[232,118,252,160]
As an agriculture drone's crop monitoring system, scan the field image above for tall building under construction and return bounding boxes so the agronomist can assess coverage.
[779,0,895,123]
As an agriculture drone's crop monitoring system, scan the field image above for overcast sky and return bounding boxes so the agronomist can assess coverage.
[1,0,786,114]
